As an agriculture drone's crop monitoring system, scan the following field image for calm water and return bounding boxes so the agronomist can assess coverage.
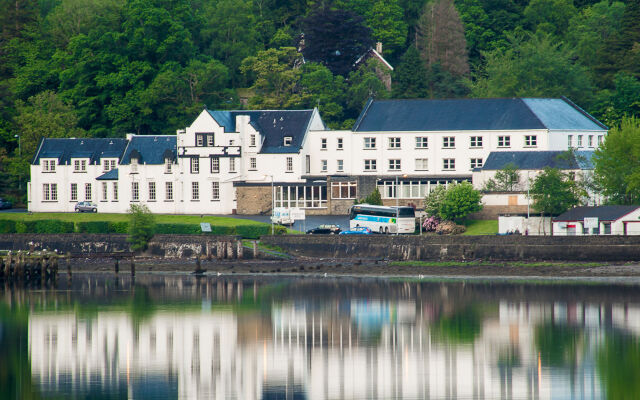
[2,274,640,399]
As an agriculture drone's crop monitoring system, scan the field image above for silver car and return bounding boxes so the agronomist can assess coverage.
[75,201,97,213]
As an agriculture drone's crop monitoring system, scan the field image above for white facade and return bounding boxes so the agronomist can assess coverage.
[28,98,608,214]
[552,207,640,235]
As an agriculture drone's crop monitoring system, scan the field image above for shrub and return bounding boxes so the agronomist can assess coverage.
[15,221,26,233]
[237,225,270,239]
[0,219,17,233]
[76,221,109,233]
[108,221,129,234]
[127,204,156,252]
[22,220,75,233]
[155,223,201,234]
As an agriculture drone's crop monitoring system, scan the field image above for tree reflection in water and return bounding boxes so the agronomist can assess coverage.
[598,331,640,400]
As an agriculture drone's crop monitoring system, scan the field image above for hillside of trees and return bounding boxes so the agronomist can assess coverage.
[1,0,639,202]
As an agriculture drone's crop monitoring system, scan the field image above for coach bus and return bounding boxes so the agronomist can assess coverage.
[349,204,416,234]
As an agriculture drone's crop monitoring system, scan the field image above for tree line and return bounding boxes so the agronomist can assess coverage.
[1,0,639,204]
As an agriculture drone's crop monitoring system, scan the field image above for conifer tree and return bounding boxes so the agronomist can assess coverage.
[392,46,429,98]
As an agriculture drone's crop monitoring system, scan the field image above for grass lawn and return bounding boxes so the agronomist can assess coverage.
[462,220,498,235]
[0,212,264,226]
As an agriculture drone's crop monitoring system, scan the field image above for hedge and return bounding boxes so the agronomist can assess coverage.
[0,219,16,233]
[15,219,75,234]
[76,221,110,234]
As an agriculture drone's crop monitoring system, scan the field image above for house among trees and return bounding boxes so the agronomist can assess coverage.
[28,97,608,216]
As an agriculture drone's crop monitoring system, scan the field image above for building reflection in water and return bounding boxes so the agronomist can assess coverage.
[11,276,640,399]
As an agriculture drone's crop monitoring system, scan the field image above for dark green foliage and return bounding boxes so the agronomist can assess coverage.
[483,163,521,191]
[358,187,383,205]
[530,167,585,216]
[75,221,110,234]
[155,223,203,235]
[535,323,580,367]
[10,219,75,234]
[127,204,156,252]
[0,219,17,233]
[108,222,129,234]
[300,5,374,77]
[154,223,284,238]
[425,182,482,222]
[597,331,640,400]
[392,46,429,98]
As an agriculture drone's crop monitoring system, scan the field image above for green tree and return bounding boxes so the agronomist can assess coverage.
[483,163,521,191]
[530,167,584,216]
[593,117,640,204]
[425,62,470,98]
[472,33,594,106]
[364,0,407,56]
[127,204,156,252]
[425,182,482,222]
[524,0,577,36]
[346,58,390,116]
[299,62,346,127]
[358,187,383,205]
[392,46,429,98]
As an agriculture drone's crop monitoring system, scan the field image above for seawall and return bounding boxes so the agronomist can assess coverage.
[260,235,640,262]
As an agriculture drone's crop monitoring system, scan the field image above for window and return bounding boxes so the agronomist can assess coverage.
[196,134,204,146]
[364,159,377,171]
[250,134,256,147]
[321,138,327,150]
[50,160,56,172]
[131,182,139,201]
[470,158,483,169]
[191,182,199,201]
[498,136,511,147]
[604,223,611,235]
[415,158,428,171]
[229,139,235,146]
[43,160,56,172]
[443,158,455,170]
[388,137,401,149]
[165,182,173,201]
[525,135,537,147]
[337,138,343,150]
[284,136,293,146]
[148,182,156,201]
[577,135,583,147]
[190,157,199,174]
[470,136,483,148]
[207,134,214,147]
[43,184,57,201]
[249,157,257,170]
[416,137,428,148]
[337,159,344,172]
[113,182,118,201]
[321,160,327,172]
[211,182,220,201]
[364,137,376,149]
[598,135,604,145]
[568,135,573,147]
[43,184,50,201]
[331,181,357,199]
[131,158,138,173]
[85,183,92,201]
[588,135,593,147]
[74,159,87,172]
[70,183,78,201]
[211,157,220,173]
[286,157,293,172]
[103,159,110,171]
[229,158,236,173]
[50,184,57,201]
[274,185,327,209]
[102,182,108,201]
[443,137,455,148]
[388,159,401,170]
[165,158,172,173]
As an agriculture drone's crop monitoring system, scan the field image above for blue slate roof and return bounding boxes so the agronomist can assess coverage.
[96,169,118,180]
[120,136,177,165]
[207,109,319,153]
[481,151,595,170]
[353,98,606,132]
[554,205,640,222]
[33,138,127,165]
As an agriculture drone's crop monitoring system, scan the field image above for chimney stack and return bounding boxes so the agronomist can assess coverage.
[376,42,383,54]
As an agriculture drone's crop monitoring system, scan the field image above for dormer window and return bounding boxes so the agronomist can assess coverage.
[207,135,214,146]
[284,137,293,146]
[196,135,204,146]
[165,158,172,173]
[73,159,87,172]
[43,159,56,172]
[131,158,138,173]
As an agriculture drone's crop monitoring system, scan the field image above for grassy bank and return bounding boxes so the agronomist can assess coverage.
[0,212,261,225]
[462,220,498,235]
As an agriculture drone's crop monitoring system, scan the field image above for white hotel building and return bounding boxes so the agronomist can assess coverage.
[28,97,607,215]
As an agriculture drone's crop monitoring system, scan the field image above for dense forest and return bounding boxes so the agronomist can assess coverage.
[0,0,639,202]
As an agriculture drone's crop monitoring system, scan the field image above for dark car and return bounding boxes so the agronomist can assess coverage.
[75,201,97,213]
[339,227,373,235]
[306,224,341,234]
[0,198,12,209]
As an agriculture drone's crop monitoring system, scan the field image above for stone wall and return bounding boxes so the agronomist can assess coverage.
[261,235,640,262]
[236,186,272,215]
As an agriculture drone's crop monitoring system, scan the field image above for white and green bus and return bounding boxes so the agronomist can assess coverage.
[349,204,416,234]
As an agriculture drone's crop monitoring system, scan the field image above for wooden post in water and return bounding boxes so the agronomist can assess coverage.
[114,258,119,274]
[206,242,212,261]
[252,241,258,259]
[130,256,135,276]
[227,241,234,259]
[236,240,243,259]
[217,242,223,260]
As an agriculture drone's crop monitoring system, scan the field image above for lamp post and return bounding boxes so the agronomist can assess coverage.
[395,174,408,235]
[264,174,274,235]
[14,134,21,190]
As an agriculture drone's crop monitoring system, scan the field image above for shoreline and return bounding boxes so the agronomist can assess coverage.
[64,257,640,278]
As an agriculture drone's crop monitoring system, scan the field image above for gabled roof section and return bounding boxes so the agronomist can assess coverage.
[481,151,595,170]
[120,135,177,165]
[32,138,127,165]
[554,205,640,222]
[206,109,320,153]
[96,169,118,180]
[352,98,607,132]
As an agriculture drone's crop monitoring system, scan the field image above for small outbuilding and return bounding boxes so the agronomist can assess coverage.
[552,205,640,235]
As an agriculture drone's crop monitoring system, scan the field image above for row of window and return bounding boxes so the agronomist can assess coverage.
[47,182,221,202]
[132,182,220,202]
[568,134,604,148]
[195,133,257,148]
[377,179,468,199]
[319,138,344,150]
[350,158,483,172]
[357,135,537,150]
[190,157,237,174]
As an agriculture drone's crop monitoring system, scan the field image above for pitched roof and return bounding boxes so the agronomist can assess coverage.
[554,206,640,222]
[352,98,606,132]
[120,136,176,165]
[96,168,118,180]
[32,138,127,165]
[481,151,595,170]
[207,109,320,153]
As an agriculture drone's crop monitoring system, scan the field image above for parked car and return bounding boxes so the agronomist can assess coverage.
[306,224,341,234]
[0,198,12,209]
[75,201,97,212]
[339,226,372,235]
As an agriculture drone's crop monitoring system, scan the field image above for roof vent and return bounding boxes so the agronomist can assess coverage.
[280,117,284,121]
[80,140,84,145]
[109,140,113,145]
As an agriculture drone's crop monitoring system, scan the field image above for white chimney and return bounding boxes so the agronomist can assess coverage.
[376,42,383,54]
